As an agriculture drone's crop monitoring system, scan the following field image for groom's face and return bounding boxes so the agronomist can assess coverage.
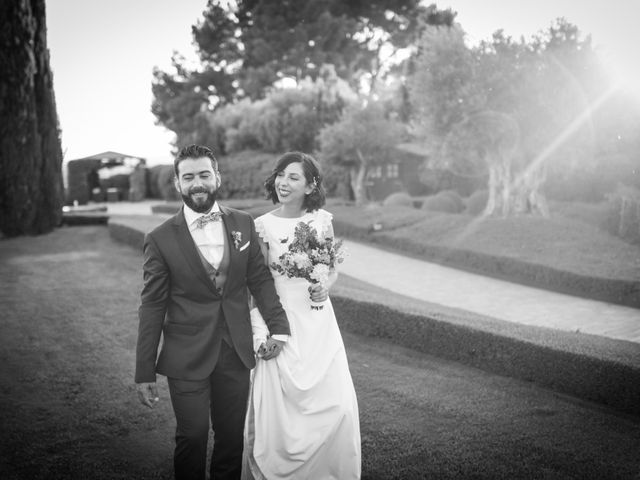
[175,157,220,213]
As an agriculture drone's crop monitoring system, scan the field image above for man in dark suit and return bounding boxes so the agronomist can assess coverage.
[135,144,290,480]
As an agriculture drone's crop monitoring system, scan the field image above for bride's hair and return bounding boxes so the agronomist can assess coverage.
[264,152,326,211]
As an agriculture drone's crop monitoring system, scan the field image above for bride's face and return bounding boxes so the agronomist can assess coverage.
[275,162,313,208]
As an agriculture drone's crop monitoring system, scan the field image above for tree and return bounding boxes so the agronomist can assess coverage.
[409,20,611,216]
[152,0,449,146]
[0,0,64,237]
[318,101,406,205]
[187,63,356,155]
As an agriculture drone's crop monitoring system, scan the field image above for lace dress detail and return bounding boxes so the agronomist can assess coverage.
[243,209,361,480]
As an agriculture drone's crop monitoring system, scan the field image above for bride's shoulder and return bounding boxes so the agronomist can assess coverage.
[313,208,333,223]
[255,209,279,224]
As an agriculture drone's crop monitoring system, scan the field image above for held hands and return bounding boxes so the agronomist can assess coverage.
[136,382,160,409]
[308,283,329,303]
[257,337,285,360]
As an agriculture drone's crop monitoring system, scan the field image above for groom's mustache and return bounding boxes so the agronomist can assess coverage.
[189,187,211,195]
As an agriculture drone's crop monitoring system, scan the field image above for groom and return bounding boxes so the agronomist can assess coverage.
[135,144,290,480]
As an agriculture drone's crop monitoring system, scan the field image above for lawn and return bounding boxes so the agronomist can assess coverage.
[1,226,640,479]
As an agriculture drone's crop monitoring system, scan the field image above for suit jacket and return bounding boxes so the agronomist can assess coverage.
[135,205,290,383]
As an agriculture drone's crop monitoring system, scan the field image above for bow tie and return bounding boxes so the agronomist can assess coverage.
[196,211,223,229]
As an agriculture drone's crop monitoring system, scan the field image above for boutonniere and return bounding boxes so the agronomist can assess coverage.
[231,231,242,250]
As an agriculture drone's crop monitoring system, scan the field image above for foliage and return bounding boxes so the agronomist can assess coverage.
[197,66,355,155]
[436,189,465,212]
[152,0,453,145]
[382,192,414,208]
[152,0,455,148]
[408,19,618,217]
[217,150,278,199]
[318,101,407,204]
[144,165,180,202]
[465,190,489,216]
[421,192,462,214]
[0,0,64,236]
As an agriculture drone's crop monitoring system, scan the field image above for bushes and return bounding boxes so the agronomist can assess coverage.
[605,185,640,244]
[218,150,278,199]
[465,190,488,215]
[421,190,463,213]
[383,192,414,208]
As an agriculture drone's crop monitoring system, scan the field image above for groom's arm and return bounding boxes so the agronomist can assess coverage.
[135,233,169,384]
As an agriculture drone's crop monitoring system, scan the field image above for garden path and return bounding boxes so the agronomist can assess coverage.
[341,240,640,344]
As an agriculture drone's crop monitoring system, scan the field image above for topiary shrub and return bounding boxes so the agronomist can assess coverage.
[437,189,465,213]
[465,189,489,216]
[421,191,460,214]
[382,192,414,208]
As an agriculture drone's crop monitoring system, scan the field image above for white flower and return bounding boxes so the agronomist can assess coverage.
[292,252,312,269]
[310,263,330,285]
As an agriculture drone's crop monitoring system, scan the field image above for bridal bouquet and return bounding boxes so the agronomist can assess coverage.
[271,221,345,310]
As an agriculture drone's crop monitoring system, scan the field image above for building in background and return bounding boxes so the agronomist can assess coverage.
[65,151,146,205]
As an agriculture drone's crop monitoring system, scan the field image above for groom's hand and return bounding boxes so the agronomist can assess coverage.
[136,382,159,408]
[262,337,285,360]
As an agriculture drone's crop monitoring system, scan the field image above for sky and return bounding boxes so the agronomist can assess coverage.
[46,0,640,165]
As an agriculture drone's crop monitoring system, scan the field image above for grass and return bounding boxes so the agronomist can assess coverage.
[1,225,640,479]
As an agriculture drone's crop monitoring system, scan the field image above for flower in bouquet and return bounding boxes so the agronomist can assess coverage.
[271,221,344,310]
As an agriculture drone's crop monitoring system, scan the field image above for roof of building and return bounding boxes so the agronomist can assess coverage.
[69,151,145,162]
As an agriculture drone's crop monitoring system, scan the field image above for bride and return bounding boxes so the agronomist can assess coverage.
[243,152,361,479]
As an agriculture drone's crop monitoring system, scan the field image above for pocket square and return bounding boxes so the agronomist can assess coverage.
[239,241,250,252]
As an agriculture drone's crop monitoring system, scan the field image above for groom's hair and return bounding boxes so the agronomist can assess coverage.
[174,144,218,177]
[264,151,326,211]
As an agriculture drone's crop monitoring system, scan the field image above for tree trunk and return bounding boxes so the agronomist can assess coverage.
[514,164,549,217]
[484,157,511,217]
[0,0,63,237]
[485,157,549,218]
[350,149,368,206]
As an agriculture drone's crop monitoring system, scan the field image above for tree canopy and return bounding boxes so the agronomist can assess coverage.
[152,0,454,146]
[408,19,617,216]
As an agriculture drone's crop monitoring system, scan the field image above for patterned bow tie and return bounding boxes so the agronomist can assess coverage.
[196,211,223,229]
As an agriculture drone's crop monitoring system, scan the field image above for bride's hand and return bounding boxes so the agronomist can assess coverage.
[309,283,328,302]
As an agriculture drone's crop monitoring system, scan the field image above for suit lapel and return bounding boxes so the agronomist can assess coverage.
[220,206,239,286]
[172,207,217,290]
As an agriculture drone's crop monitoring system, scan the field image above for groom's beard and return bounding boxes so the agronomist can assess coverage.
[181,185,218,213]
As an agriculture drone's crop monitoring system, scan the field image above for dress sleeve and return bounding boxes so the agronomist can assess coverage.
[254,215,268,244]
[317,209,334,239]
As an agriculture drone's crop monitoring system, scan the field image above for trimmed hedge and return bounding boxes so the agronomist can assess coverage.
[330,280,640,417]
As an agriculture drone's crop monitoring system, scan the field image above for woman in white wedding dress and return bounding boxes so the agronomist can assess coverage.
[243,152,361,480]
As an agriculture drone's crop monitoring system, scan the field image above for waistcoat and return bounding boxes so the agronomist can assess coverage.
[194,226,232,343]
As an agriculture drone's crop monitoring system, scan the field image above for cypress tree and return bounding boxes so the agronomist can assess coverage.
[0,0,64,237]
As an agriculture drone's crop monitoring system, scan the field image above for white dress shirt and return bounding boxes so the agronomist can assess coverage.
[183,203,224,269]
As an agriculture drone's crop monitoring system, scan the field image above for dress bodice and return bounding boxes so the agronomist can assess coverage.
[255,209,334,277]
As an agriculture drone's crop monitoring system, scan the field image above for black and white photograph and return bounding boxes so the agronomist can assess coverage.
[1,0,639,478]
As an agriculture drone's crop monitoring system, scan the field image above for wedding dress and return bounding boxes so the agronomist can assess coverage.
[243,209,361,480]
